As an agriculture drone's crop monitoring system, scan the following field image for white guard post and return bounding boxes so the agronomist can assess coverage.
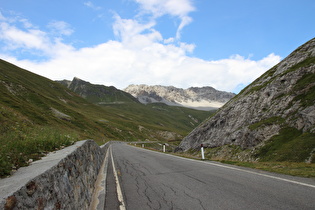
[163,144,166,152]
[201,144,205,160]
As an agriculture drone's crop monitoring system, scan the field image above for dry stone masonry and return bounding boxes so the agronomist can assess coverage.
[0,140,109,210]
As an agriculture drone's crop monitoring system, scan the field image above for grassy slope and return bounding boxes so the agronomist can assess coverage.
[99,103,209,136]
[0,59,109,139]
[67,77,140,104]
[0,59,211,176]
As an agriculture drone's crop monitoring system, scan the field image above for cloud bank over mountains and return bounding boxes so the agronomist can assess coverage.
[0,0,280,93]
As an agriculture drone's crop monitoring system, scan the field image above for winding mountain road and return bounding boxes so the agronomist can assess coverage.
[103,143,315,210]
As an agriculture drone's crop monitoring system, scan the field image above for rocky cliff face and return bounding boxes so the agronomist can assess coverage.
[124,85,235,110]
[177,38,315,161]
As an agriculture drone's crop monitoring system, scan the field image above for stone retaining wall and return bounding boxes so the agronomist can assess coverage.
[0,140,109,210]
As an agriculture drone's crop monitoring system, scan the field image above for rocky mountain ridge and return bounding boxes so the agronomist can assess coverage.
[124,84,235,111]
[57,77,139,104]
[177,38,315,163]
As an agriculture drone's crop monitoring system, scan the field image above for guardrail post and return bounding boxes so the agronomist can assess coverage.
[201,144,205,160]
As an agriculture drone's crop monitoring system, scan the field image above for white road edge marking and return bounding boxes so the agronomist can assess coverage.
[132,145,315,189]
[89,148,110,210]
[203,161,315,189]
[110,146,126,210]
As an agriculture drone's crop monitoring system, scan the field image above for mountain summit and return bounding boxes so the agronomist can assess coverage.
[177,38,315,162]
[124,85,235,111]
[58,77,139,104]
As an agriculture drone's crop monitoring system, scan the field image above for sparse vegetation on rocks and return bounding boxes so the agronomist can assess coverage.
[176,38,315,165]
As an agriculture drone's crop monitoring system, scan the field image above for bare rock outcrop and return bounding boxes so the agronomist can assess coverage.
[124,85,235,110]
[177,38,315,153]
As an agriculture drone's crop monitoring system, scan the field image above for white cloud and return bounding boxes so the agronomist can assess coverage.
[134,0,195,39]
[0,15,75,59]
[135,0,195,17]
[0,21,49,52]
[0,3,281,93]
[164,37,175,44]
[176,16,192,39]
[112,14,160,46]
[48,20,74,36]
[2,33,280,93]
[84,1,102,10]
[19,18,33,29]
[0,12,5,21]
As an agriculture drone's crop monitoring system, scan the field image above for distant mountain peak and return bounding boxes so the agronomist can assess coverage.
[124,84,235,111]
[57,78,139,104]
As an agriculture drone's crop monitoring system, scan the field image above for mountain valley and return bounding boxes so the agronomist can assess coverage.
[1,38,314,178]
[0,60,211,176]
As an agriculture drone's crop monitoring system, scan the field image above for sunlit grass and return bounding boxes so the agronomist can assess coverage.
[0,125,78,177]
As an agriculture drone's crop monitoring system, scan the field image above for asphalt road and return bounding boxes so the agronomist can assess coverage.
[106,143,315,210]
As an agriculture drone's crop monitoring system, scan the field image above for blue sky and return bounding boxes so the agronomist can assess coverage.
[0,0,314,93]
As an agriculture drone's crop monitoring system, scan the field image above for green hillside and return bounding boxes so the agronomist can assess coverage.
[58,77,139,104]
[0,59,211,176]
